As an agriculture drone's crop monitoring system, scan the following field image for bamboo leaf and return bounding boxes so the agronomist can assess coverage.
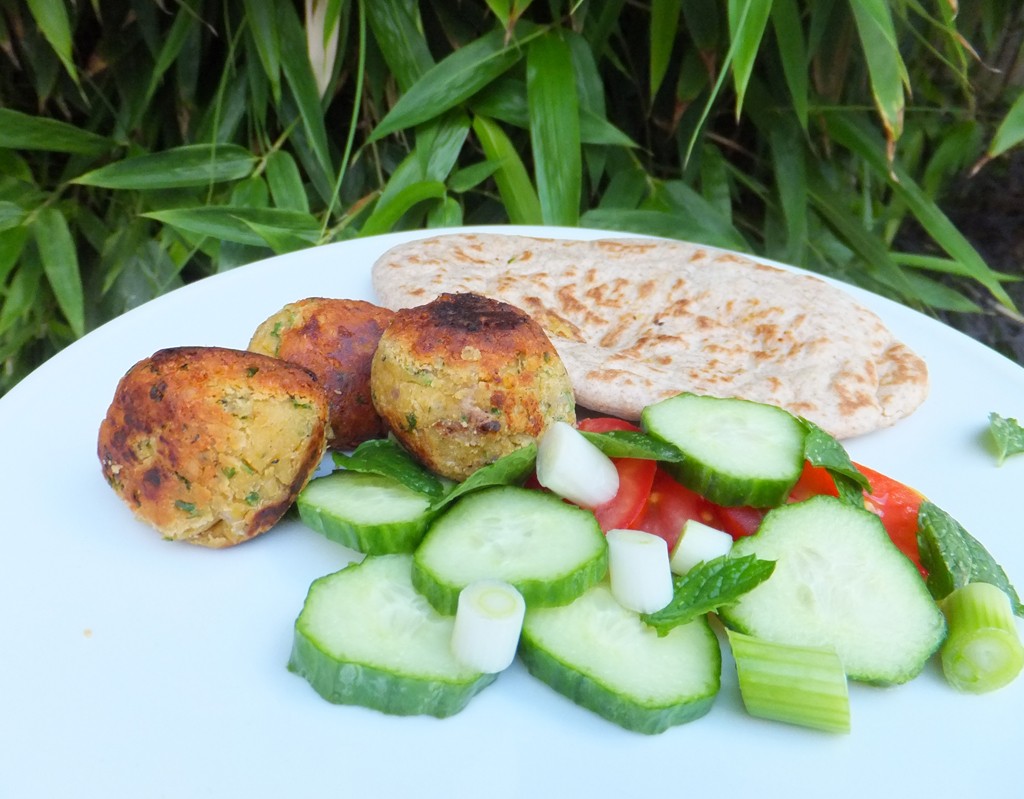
[143,4,196,107]
[770,0,808,130]
[472,115,542,224]
[25,0,79,86]
[370,25,536,142]
[826,111,1015,309]
[681,0,720,51]
[650,0,683,100]
[74,144,256,189]
[0,109,111,155]
[31,207,85,338]
[278,2,335,181]
[727,0,774,119]
[527,32,581,226]
[360,181,448,236]
[0,202,26,232]
[849,0,909,145]
[768,120,808,265]
[656,180,749,252]
[265,150,310,212]
[366,0,434,90]
[580,207,744,251]
[0,259,42,338]
[987,90,1024,160]
[243,0,283,103]
[143,207,321,248]
[0,226,29,286]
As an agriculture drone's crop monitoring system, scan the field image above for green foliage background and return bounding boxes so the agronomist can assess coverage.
[2,0,1024,395]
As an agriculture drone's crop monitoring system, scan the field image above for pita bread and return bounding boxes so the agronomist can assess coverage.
[371,233,928,439]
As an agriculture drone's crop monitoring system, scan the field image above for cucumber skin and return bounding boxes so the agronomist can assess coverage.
[297,498,437,555]
[659,459,797,509]
[288,629,496,718]
[518,615,720,735]
[719,496,947,685]
[413,546,609,616]
[412,486,610,615]
[641,393,805,508]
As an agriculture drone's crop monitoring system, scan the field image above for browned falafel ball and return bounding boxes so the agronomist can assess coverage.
[97,346,330,548]
[248,297,395,449]
[370,292,576,481]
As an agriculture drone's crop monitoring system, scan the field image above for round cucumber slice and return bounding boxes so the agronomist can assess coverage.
[520,582,721,734]
[641,392,806,507]
[296,470,437,554]
[719,495,946,685]
[288,554,495,717]
[412,485,608,615]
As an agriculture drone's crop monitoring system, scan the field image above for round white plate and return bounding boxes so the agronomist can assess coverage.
[2,226,1021,798]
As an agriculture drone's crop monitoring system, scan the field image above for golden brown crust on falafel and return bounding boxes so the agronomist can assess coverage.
[248,297,394,449]
[97,346,330,547]
[370,293,575,481]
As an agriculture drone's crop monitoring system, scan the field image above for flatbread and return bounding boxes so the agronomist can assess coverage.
[371,233,929,439]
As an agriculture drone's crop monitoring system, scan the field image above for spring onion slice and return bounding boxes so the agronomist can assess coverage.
[606,528,674,614]
[536,421,619,508]
[670,519,734,575]
[451,580,526,674]
[940,581,1024,693]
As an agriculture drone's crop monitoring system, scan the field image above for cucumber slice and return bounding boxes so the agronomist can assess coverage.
[412,485,608,615]
[296,470,437,554]
[719,495,947,685]
[641,392,805,507]
[288,554,495,717]
[520,583,721,734]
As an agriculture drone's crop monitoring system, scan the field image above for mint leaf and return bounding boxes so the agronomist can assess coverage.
[989,412,1024,466]
[333,438,447,499]
[430,442,537,511]
[800,419,869,505]
[641,554,776,636]
[917,500,1023,617]
[580,429,683,461]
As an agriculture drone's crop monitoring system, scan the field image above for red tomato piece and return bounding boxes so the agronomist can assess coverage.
[857,464,925,574]
[632,467,720,552]
[578,416,655,532]
[715,505,766,539]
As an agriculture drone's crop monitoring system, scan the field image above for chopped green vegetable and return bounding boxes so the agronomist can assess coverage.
[579,428,684,461]
[939,581,1024,693]
[641,554,775,636]
[520,582,721,734]
[917,501,1023,617]
[800,420,869,505]
[988,412,1024,466]
[297,471,438,554]
[429,443,537,511]
[332,438,447,499]
[727,629,850,734]
[288,555,495,717]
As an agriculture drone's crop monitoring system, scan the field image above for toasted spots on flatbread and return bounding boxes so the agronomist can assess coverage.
[371,233,929,439]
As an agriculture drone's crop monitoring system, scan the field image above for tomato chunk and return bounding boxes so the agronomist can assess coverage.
[577,417,656,532]
[632,468,721,552]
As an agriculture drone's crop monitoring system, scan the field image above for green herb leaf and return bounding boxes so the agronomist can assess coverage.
[333,438,447,499]
[988,412,1024,466]
[432,443,538,511]
[579,429,683,461]
[917,501,1023,617]
[801,419,869,504]
[642,554,776,636]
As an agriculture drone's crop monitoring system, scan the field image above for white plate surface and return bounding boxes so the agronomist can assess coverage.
[2,226,1022,797]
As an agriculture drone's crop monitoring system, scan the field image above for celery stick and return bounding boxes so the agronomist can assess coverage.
[727,629,851,734]
[940,581,1024,693]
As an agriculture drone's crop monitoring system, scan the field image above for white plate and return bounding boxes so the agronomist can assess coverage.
[2,226,1021,798]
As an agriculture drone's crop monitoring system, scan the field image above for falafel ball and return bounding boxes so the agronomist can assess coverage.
[98,346,330,547]
[248,297,395,449]
[370,292,576,481]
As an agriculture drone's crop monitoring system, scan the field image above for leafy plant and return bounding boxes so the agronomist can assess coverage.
[1,0,1022,396]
